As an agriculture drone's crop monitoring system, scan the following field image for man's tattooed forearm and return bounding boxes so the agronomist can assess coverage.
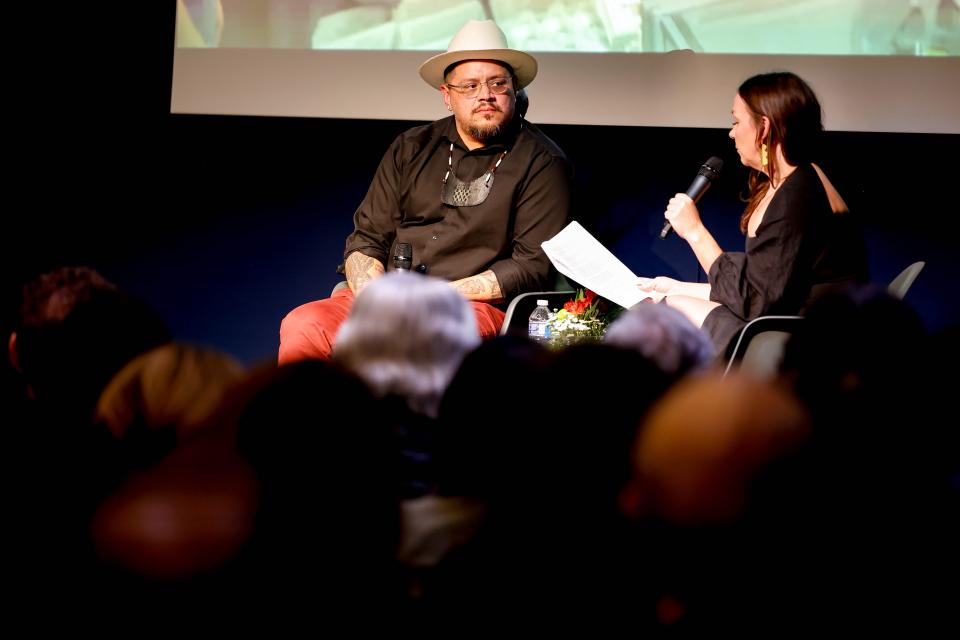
[345,252,384,293]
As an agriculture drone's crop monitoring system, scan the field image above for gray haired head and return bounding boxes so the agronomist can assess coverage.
[334,272,480,418]
[603,303,715,376]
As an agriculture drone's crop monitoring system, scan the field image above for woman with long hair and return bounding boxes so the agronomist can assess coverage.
[638,72,868,356]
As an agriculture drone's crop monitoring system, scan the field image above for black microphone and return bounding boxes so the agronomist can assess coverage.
[660,156,724,239]
[393,243,413,271]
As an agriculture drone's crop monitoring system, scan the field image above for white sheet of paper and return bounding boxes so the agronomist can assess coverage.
[541,221,648,309]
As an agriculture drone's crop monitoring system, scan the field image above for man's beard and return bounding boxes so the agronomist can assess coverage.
[466,111,512,143]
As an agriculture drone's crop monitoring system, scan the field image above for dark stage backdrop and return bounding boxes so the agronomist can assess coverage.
[4,4,958,366]
[7,113,957,365]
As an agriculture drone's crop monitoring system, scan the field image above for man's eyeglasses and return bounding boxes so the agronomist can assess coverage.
[445,77,513,98]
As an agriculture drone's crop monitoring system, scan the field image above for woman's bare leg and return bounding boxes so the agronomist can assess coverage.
[664,295,721,328]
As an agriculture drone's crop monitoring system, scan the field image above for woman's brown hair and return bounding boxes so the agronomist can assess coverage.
[737,72,824,233]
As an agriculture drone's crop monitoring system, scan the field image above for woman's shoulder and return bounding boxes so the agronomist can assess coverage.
[759,164,835,230]
[781,164,822,192]
[777,164,834,209]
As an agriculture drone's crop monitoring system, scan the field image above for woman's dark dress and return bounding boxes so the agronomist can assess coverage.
[702,164,868,356]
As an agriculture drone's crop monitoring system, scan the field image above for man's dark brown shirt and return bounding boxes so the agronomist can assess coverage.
[343,115,572,300]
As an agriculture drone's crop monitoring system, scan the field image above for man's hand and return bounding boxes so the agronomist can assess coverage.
[449,270,503,303]
[345,251,385,294]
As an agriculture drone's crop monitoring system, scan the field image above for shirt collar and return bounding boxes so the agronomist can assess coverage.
[440,114,522,154]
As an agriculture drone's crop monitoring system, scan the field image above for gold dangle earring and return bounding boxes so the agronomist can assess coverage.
[760,142,769,168]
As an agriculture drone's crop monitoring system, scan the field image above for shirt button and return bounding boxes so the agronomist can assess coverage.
[432,235,438,240]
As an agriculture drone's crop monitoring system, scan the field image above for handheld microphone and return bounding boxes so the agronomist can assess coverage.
[660,156,724,239]
[393,243,413,271]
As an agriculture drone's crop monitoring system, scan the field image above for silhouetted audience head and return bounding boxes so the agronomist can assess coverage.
[539,344,679,507]
[89,430,257,586]
[95,342,245,468]
[10,267,172,579]
[426,343,680,621]
[234,360,403,611]
[604,303,716,376]
[435,334,552,497]
[623,372,810,526]
[334,272,479,418]
[10,266,170,422]
[779,284,934,488]
[781,284,928,418]
[86,360,402,623]
[621,372,811,629]
[776,285,954,626]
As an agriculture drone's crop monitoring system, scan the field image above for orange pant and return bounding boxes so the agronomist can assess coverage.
[278,288,506,364]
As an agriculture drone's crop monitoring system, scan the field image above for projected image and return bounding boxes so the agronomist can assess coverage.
[177,0,960,55]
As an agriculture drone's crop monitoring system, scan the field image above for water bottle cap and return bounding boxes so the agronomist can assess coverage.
[537,299,548,306]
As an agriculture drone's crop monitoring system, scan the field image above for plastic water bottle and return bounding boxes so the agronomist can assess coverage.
[528,299,552,343]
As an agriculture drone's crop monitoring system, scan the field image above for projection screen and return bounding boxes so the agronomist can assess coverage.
[171,0,960,133]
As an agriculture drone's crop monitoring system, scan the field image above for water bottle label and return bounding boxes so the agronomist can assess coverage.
[528,321,545,338]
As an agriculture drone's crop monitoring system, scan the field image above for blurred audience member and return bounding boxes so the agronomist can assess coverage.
[10,265,170,425]
[235,359,403,615]
[95,342,245,469]
[778,285,955,627]
[9,266,170,607]
[89,426,257,598]
[418,343,678,623]
[434,334,550,497]
[335,271,479,497]
[335,271,479,418]
[624,372,810,526]
[604,302,716,376]
[621,372,810,629]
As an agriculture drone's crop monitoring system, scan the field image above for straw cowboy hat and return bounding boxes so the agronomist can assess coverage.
[419,20,538,90]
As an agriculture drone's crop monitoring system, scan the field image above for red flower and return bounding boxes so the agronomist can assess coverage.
[566,299,585,315]
[563,289,596,316]
[549,288,621,347]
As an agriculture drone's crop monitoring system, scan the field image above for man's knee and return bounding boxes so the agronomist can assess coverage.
[471,302,506,338]
[278,295,352,363]
[280,301,318,338]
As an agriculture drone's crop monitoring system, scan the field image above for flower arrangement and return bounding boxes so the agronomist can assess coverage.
[547,289,623,347]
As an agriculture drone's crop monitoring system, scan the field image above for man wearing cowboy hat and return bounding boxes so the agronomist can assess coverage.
[278,19,572,363]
